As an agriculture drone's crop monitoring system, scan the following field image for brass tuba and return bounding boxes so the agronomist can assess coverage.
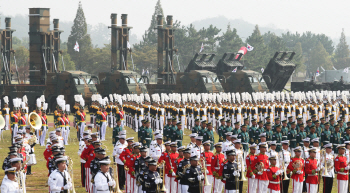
[0,115,5,129]
[28,112,42,130]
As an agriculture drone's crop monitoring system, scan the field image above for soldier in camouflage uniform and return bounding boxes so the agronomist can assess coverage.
[296,124,307,147]
[217,118,226,142]
[272,124,282,152]
[321,122,331,146]
[173,122,183,147]
[238,125,249,152]
[203,122,215,150]
[248,119,257,144]
[191,118,200,134]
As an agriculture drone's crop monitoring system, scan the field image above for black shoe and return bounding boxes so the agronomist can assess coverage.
[120,187,125,190]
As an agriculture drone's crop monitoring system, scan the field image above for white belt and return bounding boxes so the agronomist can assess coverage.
[269,181,280,184]
[215,167,220,170]
[80,158,86,163]
[338,172,348,175]
[291,139,296,141]
[206,164,211,166]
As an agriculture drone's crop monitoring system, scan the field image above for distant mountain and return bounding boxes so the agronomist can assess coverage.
[190,16,287,40]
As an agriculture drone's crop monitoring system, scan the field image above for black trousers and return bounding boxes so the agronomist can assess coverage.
[81,163,85,187]
[118,164,125,189]
[26,166,31,174]
[303,174,308,192]
[323,177,333,193]
[280,173,290,193]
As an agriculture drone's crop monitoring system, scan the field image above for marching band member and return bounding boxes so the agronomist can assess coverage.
[94,158,116,193]
[1,167,21,192]
[266,155,282,193]
[321,143,334,193]
[287,147,305,193]
[183,155,204,193]
[252,142,269,193]
[200,140,213,193]
[112,133,126,190]
[177,147,192,193]
[280,140,291,193]
[135,147,148,193]
[119,137,134,193]
[334,144,349,193]
[142,159,162,193]
[233,139,244,193]
[222,149,239,193]
[305,147,319,193]
[246,144,257,193]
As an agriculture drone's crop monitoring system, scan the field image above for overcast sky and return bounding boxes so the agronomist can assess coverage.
[1,0,349,39]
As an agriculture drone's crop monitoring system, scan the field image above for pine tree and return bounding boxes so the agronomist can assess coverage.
[217,24,243,57]
[335,29,350,59]
[293,42,305,73]
[309,41,333,73]
[244,25,269,71]
[67,2,92,70]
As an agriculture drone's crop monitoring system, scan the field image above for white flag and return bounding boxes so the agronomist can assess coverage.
[127,41,131,49]
[247,43,254,51]
[199,43,204,53]
[74,41,79,52]
[261,68,264,73]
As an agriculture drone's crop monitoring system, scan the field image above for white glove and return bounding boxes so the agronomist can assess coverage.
[275,170,281,175]
[172,172,176,176]
[206,170,209,174]
[236,171,240,177]
[315,167,320,172]
[16,189,23,193]
[108,181,115,187]
[156,178,162,184]
[258,172,263,175]
[200,174,204,180]
[296,170,303,174]
[197,175,202,181]
[251,174,255,179]
[345,166,350,170]
[63,184,71,190]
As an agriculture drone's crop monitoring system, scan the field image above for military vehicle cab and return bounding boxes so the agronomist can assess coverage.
[175,70,223,93]
[97,70,148,97]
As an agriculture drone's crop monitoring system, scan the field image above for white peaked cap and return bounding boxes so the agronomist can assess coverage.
[36,98,41,108]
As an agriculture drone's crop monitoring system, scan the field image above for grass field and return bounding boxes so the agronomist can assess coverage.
[0,114,340,192]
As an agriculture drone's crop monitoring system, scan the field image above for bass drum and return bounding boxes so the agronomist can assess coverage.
[27,154,37,166]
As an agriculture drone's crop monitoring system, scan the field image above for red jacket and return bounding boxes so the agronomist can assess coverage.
[166,151,179,177]
[267,166,281,191]
[85,145,95,168]
[335,154,349,180]
[126,153,140,177]
[158,151,170,174]
[246,153,256,178]
[252,153,269,181]
[211,152,225,179]
[287,157,305,182]
[119,146,132,163]
[305,158,318,184]
[201,151,213,175]
[44,145,52,161]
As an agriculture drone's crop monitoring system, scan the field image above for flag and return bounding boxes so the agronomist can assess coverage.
[235,47,247,60]
[232,67,237,73]
[261,68,264,73]
[127,41,131,49]
[344,67,349,73]
[199,43,204,53]
[247,43,254,51]
[74,41,79,52]
[316,67,320,76]
[333,66,337,70]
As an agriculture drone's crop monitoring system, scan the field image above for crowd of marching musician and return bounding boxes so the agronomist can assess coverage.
[2,90,350,192]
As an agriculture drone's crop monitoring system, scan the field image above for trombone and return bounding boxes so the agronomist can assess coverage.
[280,151,289,180]
[67,156,76,193]
[239,148,247,182]
[113,162,122,193]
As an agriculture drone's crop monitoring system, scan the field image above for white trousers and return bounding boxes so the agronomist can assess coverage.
[180,184,189,193]
[40,127,47,146]
[306,183,318,193]
[292,179,303,193]
[248,178,258,193]
[160,116,164,131]
[338,180,348,193]
[268,189,281,193]
[204,175,213,193]
[257,179,269,193]
[85,168,91,193]
[101,122,107,140]
[225,190,238,193]
[212,177,224,193]
[5,114,9,130]
[80,122,85,139]
[165,175,177,193]
[66,126,70,144]
[126,172,131,193]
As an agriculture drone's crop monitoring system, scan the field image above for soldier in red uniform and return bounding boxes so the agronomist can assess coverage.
[246,144,258,193]
[305,147,319,193]
[119,137,134,193]
[40,108,48,146]
[334,144,349,193]
[200,140,213,193]
[80,137,93,192]
[252,142,269,193]
[267,155,282,193]
[163,142,179,193]
[287,146,305,193]
[211,142,225,193]
[128,142,140,193]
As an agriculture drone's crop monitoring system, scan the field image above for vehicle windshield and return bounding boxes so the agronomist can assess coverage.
[138,78,144,83]
[212,77,220,83]
[248,76,253,83]
[126,76,136,84]
[86,78,96,85]
[253,77,259,82]
[260,77,265,82]
[74,78,79,85]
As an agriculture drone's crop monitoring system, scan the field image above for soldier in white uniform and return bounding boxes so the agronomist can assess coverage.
[191,136,204,157]
[48,156,73,193]
[150,134,165,162]
[267,141,280,167]
[280,140,291,193]
[112,134,127,191]
[94,158,116,193]
[221,132,232,153]
[1,167,21,193]
[233,139,244,193]
[301,138,310,159]
[311,138,321,161]
[149,130,160,154]
[256,133,268,154]
[187,133,198,149]
[321,143,335,193]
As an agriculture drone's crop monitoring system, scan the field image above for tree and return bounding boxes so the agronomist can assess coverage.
[309,41,333,73]
[132,45,158,76]
[335,29,350,60]
[201,25,221,52]
[264,32,286,55]
[138,0,166,47]
[217,24,243,57]
[244,25,270,71]
[58,51,75,71]
[67,2,92,70]
[293,42,305,73]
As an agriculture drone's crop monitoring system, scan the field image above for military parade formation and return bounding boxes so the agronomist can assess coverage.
[2,90,350,192]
